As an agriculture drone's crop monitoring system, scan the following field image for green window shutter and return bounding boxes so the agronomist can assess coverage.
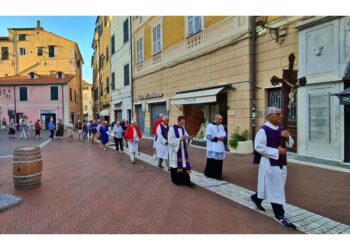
[123,19,129,43]
[49,46,55,57]
[111,72,115,90]
[124,64,129,86]
[51,86,58,101]
[19,87,28,101]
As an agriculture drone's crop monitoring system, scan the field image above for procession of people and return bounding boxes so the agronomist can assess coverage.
[0,107,297,230]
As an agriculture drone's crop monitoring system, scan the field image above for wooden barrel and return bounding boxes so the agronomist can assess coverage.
[12,146,42,189]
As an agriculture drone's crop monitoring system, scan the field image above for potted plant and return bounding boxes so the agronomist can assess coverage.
[228,127,253,154]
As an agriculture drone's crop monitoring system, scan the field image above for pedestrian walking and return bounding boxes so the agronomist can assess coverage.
[76,120,82,141]
[151,113,164,160]
[113,121,124,153]
[99,121,109,151]
[96,120,102,144]
[121,120,129,148]
[82,120,89,142]
[204,114,226,180]
[1,118,7,130]
[34,119,41,140]
[48,120,56,139]
[251,107,297,230]
[19,119,27,139]
[87,120,92,140]
[168,116,195,187]
[67,121,74,141]
[155,115,170,170]
[90,120,98,144]
[55,119,64,139]
[8,119,16,139]
[125,120,142,163]
[27,121,34,138]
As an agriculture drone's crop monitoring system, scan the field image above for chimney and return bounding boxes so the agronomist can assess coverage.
[36,20,40,29]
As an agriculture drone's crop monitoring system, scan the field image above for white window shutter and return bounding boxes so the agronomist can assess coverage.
[140,38,143,60]
[157,24,161,52]
[194,16,201,32]
[188,16,194,35]
[153,26,157,54]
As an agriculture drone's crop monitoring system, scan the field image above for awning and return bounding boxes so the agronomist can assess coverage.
[170,87,225,105]
[99,108,110,116]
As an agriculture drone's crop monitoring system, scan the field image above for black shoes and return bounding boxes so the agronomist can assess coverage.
[186,182,195,188]
[158,165,164,169]
[250,194,266,211]
[274,216,297,230]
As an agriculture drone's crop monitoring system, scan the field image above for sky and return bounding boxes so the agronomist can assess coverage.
[0,16,96,84]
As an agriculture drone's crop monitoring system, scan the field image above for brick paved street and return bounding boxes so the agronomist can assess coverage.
[139,138,350,227]
[0,138,299,234]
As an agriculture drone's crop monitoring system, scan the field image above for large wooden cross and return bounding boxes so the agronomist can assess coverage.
[270,53,306,130]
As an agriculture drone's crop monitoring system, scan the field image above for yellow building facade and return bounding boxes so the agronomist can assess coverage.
[82,80,93,121]
[132,16,253,140]
[92,16,112,122]
[0,20,84,124]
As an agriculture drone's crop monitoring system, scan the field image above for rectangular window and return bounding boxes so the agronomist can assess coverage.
[37,47,43,56]
[19,87,27,101]
[84,94,88,99]
[48,46,55,57]
[106,77,110,93]
[268,88,281,108]
[136,37,143,64]
[19,48,26,56]
[1,47,9,60]
[111,72,115,90]
[99,54,104,68]
[70,88,72,101]
[84,105,88,111]
[187,16,202,36]
[50,86,59,101]
[124,64,129,86]
[111,35,115,54]
[106,46,109,62]
[75,90,77,102]
[100,82,103,96]
[104,16,108,27]
[152,23,161,55]
[123,19,129,43]
[18,34,26,41]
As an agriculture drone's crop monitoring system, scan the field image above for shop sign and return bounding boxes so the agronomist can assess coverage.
[138,92,163,101]
[184,97,197,103]
[0,88,11,98]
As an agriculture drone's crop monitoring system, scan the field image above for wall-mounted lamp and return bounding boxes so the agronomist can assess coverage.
[255,16,288,44]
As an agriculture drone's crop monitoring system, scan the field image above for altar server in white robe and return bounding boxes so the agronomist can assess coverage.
[204,114,226,180]
[168,116,195,187]
[251,107,297,230]
[156,115,170,169]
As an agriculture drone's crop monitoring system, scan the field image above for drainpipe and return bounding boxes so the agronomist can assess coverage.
[61,84,64,123]
[13,85,17,123]
[129,16,134,120]
[250,16,257,142]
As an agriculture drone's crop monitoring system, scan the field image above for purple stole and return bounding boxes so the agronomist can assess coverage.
[172,124,191,170]
[253,125,287,168]
[160,123,169,140]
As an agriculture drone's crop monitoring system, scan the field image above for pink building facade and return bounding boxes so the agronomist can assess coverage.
[0,73,74,129]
